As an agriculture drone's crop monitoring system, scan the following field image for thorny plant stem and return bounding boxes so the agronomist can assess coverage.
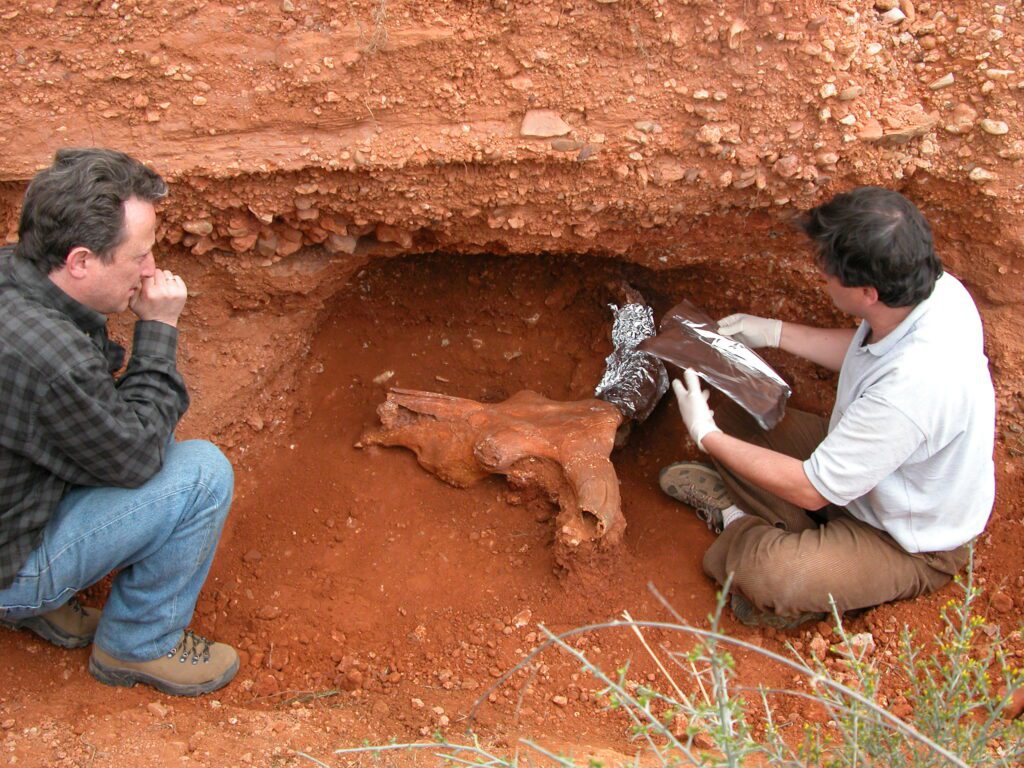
[620,609,692,708]
[534,624,699,767]
[465,609,968,765]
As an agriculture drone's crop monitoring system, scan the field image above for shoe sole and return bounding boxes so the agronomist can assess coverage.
[88,655,240,697]
[1,616,92,650]
[658,462,728,503]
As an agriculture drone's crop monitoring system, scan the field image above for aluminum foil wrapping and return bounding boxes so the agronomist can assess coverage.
[639,299,791,430]
[594,303,669,422]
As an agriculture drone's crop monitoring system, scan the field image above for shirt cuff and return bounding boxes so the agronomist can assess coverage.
[802,458,848,507]
[132,320,180,360]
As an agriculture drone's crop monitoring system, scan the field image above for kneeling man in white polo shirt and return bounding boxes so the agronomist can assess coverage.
[659,186,995,628]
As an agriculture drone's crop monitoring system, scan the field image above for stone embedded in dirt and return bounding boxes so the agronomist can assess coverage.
[256,605,282,620]
[650,156,687,185]
[634,120,662,134]
[511,608,532,628]
[928,72,955,90]
[880,7,906,24]
[550,138,583,152]
[998,141,1024,160]
[772,154,800,178]
[727,19,747,50]
[324,233,358,255]
[253,673,280,697]
[809,634,829,660]
[829,632,876,658]
[991,591,1014,613]
[551,695,568,707]
[231,233,259,253]
[1001,686,1024,720]
[183,219,214,236]
[520,110,572,138]
[256,234,278,258]
[695,124,722,144]
[945,103,978,134]
[376,224,413,249]
[242,549,262,563]
[969,167,997,183]
[980,119,1009,136]
[147,702,169,718]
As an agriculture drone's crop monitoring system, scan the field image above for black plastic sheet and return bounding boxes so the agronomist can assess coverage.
[638,299,791,430]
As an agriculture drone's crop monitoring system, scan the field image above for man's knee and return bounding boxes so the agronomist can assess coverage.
[170,440,234,512]
[710,531,824,614]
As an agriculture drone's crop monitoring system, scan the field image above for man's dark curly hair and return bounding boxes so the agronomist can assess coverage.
[16,148,167,274]
[799,186,943,307]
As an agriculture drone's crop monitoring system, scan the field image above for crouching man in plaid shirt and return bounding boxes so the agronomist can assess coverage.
[0,149,238,696]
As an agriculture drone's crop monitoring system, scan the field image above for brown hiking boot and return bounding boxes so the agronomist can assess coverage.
[89,630,239,697]
[1,597,101,649]
[659,462,732,534]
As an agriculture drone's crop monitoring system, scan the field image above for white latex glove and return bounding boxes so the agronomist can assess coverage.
[717,313,782,349]
[672,369,722,452]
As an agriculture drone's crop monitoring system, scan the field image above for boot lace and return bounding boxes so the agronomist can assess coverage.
[167,630,213,665]
[680,484,724,534]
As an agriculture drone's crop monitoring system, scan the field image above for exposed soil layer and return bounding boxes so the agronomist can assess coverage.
[1,0,1023,765]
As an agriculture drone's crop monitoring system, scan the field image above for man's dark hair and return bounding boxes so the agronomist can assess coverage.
[799,186,943,307]
[16,148,167,274]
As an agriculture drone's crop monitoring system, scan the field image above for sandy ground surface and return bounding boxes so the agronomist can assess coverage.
[1,1,1023,766]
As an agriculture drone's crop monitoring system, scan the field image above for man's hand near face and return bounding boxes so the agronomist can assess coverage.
[130,269,187,328]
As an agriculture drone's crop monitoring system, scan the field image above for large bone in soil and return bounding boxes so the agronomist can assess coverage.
[361,388,626,551]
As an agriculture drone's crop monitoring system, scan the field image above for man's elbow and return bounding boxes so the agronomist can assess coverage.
[798,485,830,511]
[100,455,163,488]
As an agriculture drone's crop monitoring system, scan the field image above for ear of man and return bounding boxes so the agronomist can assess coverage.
[63,246,96,279]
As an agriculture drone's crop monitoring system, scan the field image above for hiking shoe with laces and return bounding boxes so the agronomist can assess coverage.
[658,462,732,533]
[89,630,239,697]
[730,593,826,630]
[1,597,101,649]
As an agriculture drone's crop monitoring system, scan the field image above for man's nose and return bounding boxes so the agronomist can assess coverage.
[141,252,157,277]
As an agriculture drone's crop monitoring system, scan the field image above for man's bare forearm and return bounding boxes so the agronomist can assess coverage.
[702,431,829,510]
[778,324,856,372]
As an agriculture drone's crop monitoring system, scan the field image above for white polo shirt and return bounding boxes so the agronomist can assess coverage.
[803,273,995,553]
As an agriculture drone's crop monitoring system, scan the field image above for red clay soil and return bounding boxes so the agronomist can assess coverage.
[1,1,1023,766]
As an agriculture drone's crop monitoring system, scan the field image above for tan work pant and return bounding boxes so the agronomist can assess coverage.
[703,399,970,618]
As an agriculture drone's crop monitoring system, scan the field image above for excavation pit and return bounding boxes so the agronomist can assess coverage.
[193,252,845,735]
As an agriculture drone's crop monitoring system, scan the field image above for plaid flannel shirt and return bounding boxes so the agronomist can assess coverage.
[0,248,189,589]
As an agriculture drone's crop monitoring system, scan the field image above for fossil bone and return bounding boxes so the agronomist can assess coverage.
[361,388,626,552]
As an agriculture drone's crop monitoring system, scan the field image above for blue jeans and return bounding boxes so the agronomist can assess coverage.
[0,440,233,661]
